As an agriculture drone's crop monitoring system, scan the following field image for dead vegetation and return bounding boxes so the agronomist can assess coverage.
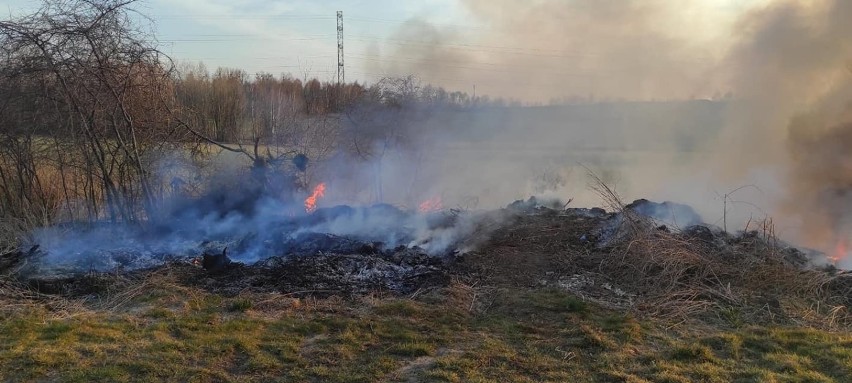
[460,179,852,332]
[600,221,849,326]
[595,184,851,328]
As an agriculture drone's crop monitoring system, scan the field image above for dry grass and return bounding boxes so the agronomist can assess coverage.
[0,155,91,252]
[461,175,852,331]
[0,280,89,321]
[585,176,852,328]
[0,275,850,383]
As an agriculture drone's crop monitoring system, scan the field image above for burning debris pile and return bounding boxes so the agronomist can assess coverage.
[0,194,507,295]
[2,192,850,327]
[5,190,504,277]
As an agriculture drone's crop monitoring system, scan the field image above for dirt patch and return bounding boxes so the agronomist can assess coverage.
[457,208,602,288]
[391,356,436,382]
[299,334,328,355]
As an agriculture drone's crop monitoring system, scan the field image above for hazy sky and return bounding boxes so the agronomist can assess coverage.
[1,0,770,100]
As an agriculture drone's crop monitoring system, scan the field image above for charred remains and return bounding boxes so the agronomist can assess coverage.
[4,197,845,313]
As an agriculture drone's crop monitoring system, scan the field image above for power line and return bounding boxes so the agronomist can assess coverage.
[151,13,475,29]
[347,37,602,59]
[346,70,585,91]
[345,16,488,31]
[158,36,334,43]
[158,34,332,38]
[150,15,719,88]
[155,32,713,64]
[170,55,334,60]
[347,54,599,78]
[152,14,334,20]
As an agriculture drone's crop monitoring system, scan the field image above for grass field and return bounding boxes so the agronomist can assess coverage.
[1,274,850,383]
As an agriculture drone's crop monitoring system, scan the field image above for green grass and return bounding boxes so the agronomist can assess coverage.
[0,286,849,382]
[227,298,254,313]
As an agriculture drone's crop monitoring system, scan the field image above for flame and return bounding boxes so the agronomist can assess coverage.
[418,196,443,213]
[304,183,326,213]
[831,238,847,265]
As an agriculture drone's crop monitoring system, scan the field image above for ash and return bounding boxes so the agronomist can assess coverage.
[190,245,447,296]
[2,203,505,295]
[9,203,499,280]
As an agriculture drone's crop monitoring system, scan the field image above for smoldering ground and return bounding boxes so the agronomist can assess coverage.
[24,150,509,276]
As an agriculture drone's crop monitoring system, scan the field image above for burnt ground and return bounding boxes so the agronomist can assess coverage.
[11,242,450,298]
[184,247,449,297]
[3,201,852,328]
[456,207,604,288]
[2,205,588,299]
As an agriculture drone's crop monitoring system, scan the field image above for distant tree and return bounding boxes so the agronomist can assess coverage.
[209,68,247,143]
[342,75,426,202]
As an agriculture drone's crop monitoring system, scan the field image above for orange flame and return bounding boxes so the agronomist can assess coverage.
[304,183,326,213]
[831,238,847,264]
[418,196,443,213]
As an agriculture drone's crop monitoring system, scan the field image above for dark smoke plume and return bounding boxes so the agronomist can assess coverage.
[720,0,852,266]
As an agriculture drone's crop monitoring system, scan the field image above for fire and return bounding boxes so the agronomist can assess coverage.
[418,196,443,213]
[304,183,326,213]
[831,238,847,264]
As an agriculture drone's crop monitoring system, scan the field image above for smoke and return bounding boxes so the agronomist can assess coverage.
[717,0,851,163]
[363,0,852,265]
[360,0,759,226]
[28,198,507,277]
[625,199,703,229]
[374,0,731,102]
[374,19,475,86]
[715,0,852,265]
[26,151,510,276]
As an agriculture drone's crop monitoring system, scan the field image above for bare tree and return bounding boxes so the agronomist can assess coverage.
[0,0,183,224]
[342,75,424,202]
[172,69,316,204]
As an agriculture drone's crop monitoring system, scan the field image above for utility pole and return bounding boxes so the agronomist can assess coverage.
[337,11,344,86]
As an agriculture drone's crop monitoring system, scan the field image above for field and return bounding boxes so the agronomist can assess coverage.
[1,279,850,382]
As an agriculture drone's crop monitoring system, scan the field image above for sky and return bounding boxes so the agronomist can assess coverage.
[144,0,473,83]
[1,0,467,78]
[1,0,771,101]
